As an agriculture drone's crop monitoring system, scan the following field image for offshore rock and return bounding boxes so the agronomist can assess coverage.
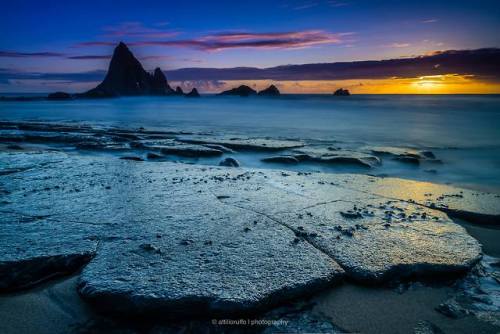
[81,42,175,97]
[258,85,280,96]
[333,88,350,96]
[185,88,200,98]
[175,86,184,95]
[218,85,257,97]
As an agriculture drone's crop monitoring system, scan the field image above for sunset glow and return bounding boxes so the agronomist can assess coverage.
[1,1,499,94]
[179,74,500,94]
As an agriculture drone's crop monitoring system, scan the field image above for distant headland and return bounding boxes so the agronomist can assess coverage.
[0,42,354,100]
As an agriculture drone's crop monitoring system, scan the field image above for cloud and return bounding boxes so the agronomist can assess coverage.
[0,51,65,58]
[85,30,345,51]
[387,43,411,48]
[328,1,349,7]
[67,55,110,60]
[422,19,438,23]
[74,41,116,47]
[3,49,498,90]
[0,69,106,83]
[165,48,500,81]
[293,2,319,10]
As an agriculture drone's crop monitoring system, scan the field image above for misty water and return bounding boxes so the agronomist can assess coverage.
[1,94,500,193]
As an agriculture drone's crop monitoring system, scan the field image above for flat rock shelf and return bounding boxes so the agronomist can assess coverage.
[1,151,498,317]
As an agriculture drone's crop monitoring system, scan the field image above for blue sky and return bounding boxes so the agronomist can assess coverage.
[1,0,499,92]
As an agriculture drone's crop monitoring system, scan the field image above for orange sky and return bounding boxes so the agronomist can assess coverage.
[181,74,500,94]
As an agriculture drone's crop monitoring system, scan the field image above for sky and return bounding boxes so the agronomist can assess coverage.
[1,0,499,93]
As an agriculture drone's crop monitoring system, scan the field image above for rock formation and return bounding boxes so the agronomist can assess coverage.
[175,86,184,95]
[218,85,257,97]
[333,88,350,96]
[185,88,200,98]
[258,84,280,96]
[80,42,175,97]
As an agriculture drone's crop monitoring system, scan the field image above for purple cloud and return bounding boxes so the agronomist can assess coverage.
[67,55,111,60]
[76,30,345,51]
[0,51,65,58]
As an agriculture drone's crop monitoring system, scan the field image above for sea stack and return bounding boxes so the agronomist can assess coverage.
[333,88,350,96]
[81,42,175,97]
[185,88,200,98]
[175,86,184,95]
[218,85,257,97]
[258,85,280,96]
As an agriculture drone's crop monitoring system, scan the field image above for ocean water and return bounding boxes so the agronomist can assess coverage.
[1,94,500,192]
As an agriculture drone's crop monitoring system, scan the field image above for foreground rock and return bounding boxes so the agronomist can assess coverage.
[436,256,500,326]
[159,144,223,157]
[366,146,440,165]
[262,147,381,168]
[219,157,240,167]
[0,220,98,292]
[0,151,494,315]
[218,85,257,97]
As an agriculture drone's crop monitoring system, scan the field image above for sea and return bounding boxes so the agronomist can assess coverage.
[1,94,499,193]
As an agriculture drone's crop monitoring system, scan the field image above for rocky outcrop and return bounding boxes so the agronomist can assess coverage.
[0,151,494,314]
[160,144,223,157]
[366,146,441,165]
[219,157,240,167]
[218,85,257,97]
[333,88,350,96]
[261,147,381,168]
[258,85,280,96]
[150,68,174,95]
[176,136,304,151]
[186,88,200,98]
[80,42,175,97]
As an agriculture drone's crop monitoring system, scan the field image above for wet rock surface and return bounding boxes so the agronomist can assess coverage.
[436,256,500,326]
[0,220,98,292]
[1,150,494,316]
[289,147,381,168]
[159,144,224,157]
[219,157,240,167]
[366,146,441,165]
[176,136,305,151]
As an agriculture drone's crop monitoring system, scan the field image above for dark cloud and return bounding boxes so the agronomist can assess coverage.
[166,48,500,81]
[2,49,498,87]
[67,55,110,60]
[0,69,106,83]
[0,51,65,58]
